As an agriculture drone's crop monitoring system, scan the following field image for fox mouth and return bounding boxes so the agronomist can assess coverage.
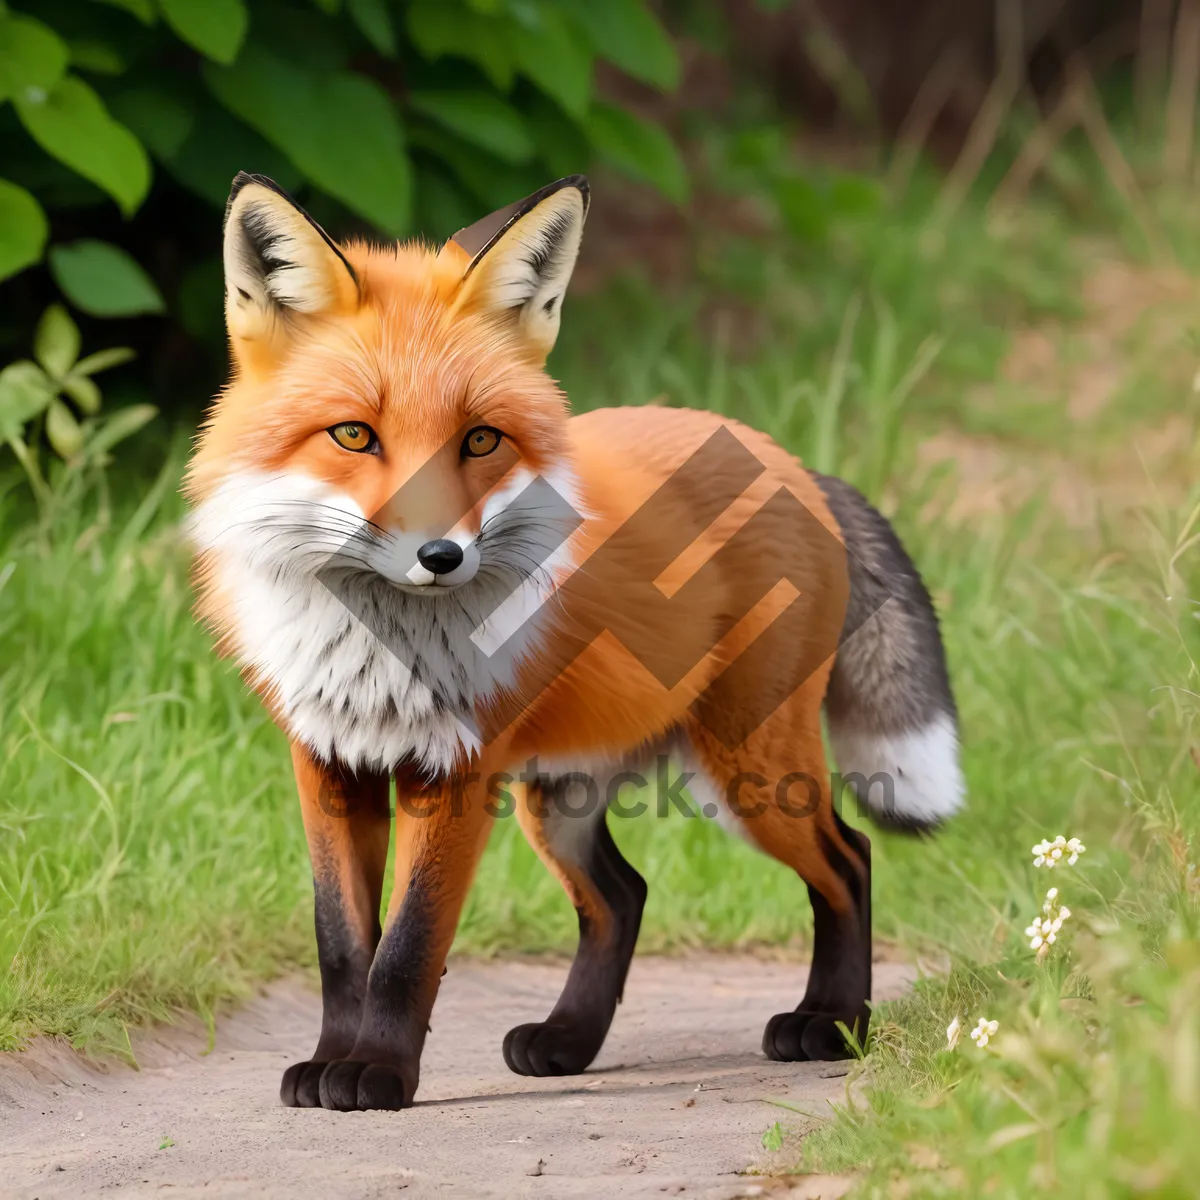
[357,536,483,592]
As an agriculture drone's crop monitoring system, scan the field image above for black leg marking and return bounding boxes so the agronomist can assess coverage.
[318,873,440,1112]
[281,878,380,1107]
[504,814,647,1077]
[763,814,872,1063]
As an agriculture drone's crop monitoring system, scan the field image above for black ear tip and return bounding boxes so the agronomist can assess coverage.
[228,171,256,202]
[225,172,292,225]
[556,174,590,211]
[229,171,282,200]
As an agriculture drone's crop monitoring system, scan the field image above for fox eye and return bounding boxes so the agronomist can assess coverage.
[462,426,503,458]
[328,422,377,453]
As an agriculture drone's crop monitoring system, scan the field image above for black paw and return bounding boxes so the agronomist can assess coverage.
[317,1060,409,1111]
[503,1022,598,1077]
[762,1011,865,1062]
[280,1060,328,1107]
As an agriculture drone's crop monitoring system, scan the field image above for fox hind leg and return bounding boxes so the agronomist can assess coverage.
[503,772,648,1076]
[686,715,872,1062]
[761,810,871,1061]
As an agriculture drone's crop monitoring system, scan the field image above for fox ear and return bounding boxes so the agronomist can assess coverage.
[448,176,589,361]
[223,172,358,367]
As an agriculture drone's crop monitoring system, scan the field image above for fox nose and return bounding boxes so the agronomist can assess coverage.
[416,539,464,576]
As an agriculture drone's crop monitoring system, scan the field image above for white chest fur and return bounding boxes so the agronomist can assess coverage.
[189,470,579,774]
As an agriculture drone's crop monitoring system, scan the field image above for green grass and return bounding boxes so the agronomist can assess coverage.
[2,146,1198,1194]
[792,496,1200,1196]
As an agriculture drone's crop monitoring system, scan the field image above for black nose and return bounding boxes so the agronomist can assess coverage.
[416,539,464,576]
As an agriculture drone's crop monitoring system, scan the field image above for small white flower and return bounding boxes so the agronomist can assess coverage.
[969,1017,999,1049]
[1032,834,1086,869]
[1025,916,1057,949]
[1028,891,1072,958]
[946,1016,962,1050]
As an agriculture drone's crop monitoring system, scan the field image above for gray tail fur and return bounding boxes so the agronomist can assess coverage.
[813,472,964,831]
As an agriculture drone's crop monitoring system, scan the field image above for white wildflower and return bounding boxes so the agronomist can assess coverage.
[946,1016,962,1051]
[1032,834,1086,868]
[1025,916,1057,950]
[1027,890,1072,961]
[969,1017,998,1049]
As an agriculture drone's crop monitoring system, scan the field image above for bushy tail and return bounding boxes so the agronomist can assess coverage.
[813,473,965,832]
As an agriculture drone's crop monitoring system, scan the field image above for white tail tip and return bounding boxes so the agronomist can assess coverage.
[831,712,965,829]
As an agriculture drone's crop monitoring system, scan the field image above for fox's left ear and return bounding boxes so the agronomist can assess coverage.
[223,172,359,371]
[447,176,589,362]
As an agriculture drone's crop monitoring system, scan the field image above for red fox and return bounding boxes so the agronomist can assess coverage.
[186,173,963,1112]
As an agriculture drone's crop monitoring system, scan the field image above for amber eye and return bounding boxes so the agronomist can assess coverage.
[328,422,376,453]
[462,426,503,458]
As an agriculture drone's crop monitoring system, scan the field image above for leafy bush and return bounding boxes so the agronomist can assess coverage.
[0,303,155,512]
[0,0,685,418]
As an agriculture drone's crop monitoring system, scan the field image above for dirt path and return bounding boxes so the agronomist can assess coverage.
[0,956,913,1199]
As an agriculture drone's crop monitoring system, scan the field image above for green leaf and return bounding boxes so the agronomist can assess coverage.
[561,0,679,90]
[0,361,55,441]
[524,93,589,179]
[62,374,102,415]
[513,6,592,117]
[775,176,828,242]
[35,305,81,378]
[89,0,156,22]
[74,346,137,376]
[162,102,300,208]
[761,1122,783,1152]
[206,46,411,233]
[409,125,542,211]
[69,41,127,76]
[109,82,196,160]
[160,0,248,65]
[49,240,166,318]
[413,161,478,242]
[86,403,157,459]
[0,179,49,283]
[406,2,515,91]
[0,12,70,103]
[829,173,883,218]
[16,76,152,216]
[347,0,396,56]
[587,103,687,203]
[46,398,85,460]
[409,89,533,163]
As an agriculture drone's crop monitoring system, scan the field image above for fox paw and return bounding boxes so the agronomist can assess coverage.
[503,1022,597,1077]
[280,1060,329,1108]
[315,1061,409,1111]
[762,1011,863,1062]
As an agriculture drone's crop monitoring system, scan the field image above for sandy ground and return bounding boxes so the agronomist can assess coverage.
[0,956,913,1200]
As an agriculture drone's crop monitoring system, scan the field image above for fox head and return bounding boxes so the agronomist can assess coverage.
[189,173,588,601]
